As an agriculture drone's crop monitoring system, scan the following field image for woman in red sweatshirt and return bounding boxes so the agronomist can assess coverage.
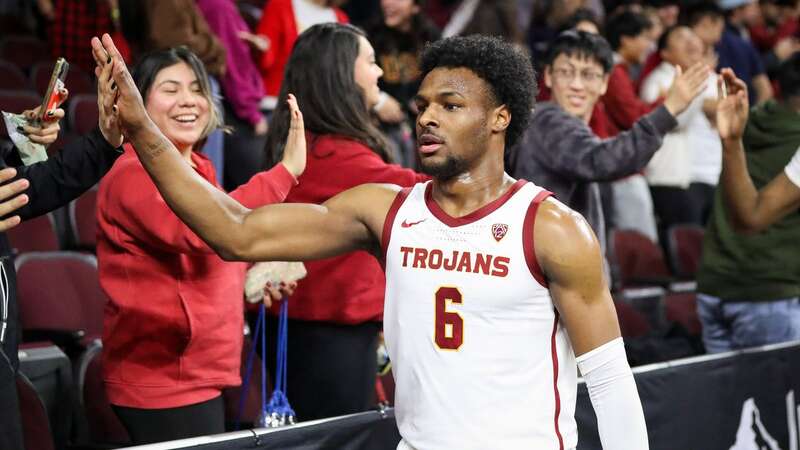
[95,47,304,444]
[261,23,428,421]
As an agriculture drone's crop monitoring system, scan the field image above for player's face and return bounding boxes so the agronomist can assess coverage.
[545,54,609,123]
[353,36,384,110]
[145,62,210,152]
[414,67,497,179]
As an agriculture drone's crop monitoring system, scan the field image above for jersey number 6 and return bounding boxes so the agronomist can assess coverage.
[435,287,464,350]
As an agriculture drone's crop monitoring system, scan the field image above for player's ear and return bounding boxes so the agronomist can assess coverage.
[491,104,510,133]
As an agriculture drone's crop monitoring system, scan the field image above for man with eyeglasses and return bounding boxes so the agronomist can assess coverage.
[507,30,708,253]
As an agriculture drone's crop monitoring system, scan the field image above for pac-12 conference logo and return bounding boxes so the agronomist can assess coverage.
[729,391,799,450]
[492,224,508,242]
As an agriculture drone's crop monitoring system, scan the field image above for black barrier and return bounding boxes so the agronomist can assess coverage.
[132,341,800,450]
[577,340,800,450]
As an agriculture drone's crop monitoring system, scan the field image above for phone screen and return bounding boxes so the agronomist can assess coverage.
[39,58,69,121]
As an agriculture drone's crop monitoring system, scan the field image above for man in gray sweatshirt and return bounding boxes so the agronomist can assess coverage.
[507,30,709,251]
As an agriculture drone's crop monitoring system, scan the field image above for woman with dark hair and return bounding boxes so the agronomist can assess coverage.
[262,22,427,421]
[95,47,305,444]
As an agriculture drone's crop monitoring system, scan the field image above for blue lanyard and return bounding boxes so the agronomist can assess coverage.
[236,300,295,429]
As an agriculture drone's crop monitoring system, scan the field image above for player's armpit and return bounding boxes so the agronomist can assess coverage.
[533,199,621,357]
[229,183,402,262]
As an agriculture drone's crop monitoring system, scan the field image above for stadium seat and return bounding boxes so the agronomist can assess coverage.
[7,213,60,254]
[614,299,652,338]
[0,36,49,71]
[0,59,30,90]
[664,291,701,336]
[69,186,98,250]
[67,94,99,136]
[0,90,40,138]
[15,251,108,349]
[16,372,56,450]
[609,228,673,288]
[76,342,130,446]
[31,62,95,98]
[667,224,705,279]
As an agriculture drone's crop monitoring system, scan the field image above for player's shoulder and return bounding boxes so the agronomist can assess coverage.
[533,197,600,261]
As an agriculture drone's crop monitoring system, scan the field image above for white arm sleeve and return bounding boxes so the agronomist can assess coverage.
[784,146,800,189]
[576,337,649,450]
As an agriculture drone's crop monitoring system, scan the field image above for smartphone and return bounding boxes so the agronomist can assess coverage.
[39,58,69,122]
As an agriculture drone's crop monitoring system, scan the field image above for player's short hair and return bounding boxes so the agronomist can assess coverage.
[546,30,614,74]
[419,35,536,149]
[604,10,652,50]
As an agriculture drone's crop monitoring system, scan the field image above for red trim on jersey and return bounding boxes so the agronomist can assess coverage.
[381,187,413,261]
[424,179,527,227]
[551,311,564,450]
[523,190,552,287]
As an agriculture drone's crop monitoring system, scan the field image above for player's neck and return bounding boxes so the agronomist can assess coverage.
[430,154,514,218]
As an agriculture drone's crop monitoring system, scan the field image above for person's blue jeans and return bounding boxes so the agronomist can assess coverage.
[697,293,800,353]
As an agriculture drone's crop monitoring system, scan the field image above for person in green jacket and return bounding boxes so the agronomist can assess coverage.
[697,55,800,353]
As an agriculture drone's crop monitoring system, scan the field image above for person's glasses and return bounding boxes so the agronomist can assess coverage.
[551,67,604,84]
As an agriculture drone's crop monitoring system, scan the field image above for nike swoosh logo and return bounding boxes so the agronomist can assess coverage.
[401,219,426,228]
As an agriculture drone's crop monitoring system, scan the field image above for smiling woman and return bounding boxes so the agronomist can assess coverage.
[93,47,305,444]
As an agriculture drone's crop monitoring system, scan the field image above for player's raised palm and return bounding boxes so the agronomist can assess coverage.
[281,94,307,178]
[716,68,749,142]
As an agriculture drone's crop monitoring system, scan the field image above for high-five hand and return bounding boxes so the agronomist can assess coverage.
[716,68,749,142]
[90,33,152,140]
[90,36,123,147]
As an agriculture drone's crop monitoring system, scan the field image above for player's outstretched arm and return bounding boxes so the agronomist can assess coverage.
[717,68,800,233]
[91,33,386,261]
[534,200,648,450]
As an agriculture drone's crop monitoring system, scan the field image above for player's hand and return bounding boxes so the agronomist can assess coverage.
[262,281,297,308]
[663,62,709,116]
[716,68,749,142]
[91,33,151,140]
[19,106,65,146]
[0,168,30,232]
[281,94,306,178]
[375,93,406,124]
[91,37,124,147]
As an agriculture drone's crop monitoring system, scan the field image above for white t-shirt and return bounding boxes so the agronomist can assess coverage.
[640,62,721,187]
[292,0,337,34]
[784,146,800,188]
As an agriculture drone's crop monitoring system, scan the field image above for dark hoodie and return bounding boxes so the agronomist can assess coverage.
[698,100,800,301]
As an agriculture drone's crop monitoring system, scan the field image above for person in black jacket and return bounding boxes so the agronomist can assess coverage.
[0,58,123,450]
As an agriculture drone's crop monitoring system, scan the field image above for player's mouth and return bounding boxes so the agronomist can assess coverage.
[418,133,445,154]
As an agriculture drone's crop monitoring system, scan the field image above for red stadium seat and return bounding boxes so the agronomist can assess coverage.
[667,224,705,279]
[7,213,60,255]
[609,228,673,288]
[0,36,49,71]
[67,94,98,135]
[664,291,701,336]
[0,59,30,91]
[69,186,98,250]
[0,90,40,138]
[16,372,56,450]
[15,251,108,348]
[614,300,652,338]
[76,342,131,446]
[31,61,95,98]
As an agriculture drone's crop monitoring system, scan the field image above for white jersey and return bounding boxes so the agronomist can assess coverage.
[382,180,578,450]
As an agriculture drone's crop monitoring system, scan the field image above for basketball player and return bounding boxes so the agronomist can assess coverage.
[92,32,648,449]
